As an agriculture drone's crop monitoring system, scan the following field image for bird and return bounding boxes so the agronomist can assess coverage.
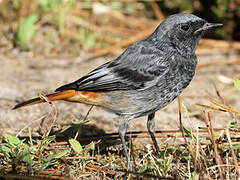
[13,13,222,171]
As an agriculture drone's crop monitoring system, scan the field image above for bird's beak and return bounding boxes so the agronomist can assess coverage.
[194,23,223,34]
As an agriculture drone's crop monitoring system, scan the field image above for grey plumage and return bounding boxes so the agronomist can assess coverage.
[56,14,220,119]
[18,13,223,171]
[56,13,222,170]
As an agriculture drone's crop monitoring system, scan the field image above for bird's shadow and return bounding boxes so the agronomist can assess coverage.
[50,123,124,153]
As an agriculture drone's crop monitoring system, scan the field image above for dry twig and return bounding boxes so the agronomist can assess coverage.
[210,99,240,114]
[206,112,225,179]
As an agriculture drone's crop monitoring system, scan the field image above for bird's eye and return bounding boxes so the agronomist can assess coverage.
[181,25,189,31]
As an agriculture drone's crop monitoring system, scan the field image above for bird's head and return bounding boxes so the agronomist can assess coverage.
[152,13,222,53]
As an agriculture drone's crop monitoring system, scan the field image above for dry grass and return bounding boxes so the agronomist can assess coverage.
[0,98,240,179]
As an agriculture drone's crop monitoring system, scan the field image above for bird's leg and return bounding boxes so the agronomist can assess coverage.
[119,118,132,171]
[147,112,160,155]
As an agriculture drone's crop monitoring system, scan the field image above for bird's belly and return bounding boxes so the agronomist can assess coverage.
[113,75,193,117]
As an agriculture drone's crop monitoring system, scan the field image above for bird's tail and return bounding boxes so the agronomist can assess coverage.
[13,90,77,110]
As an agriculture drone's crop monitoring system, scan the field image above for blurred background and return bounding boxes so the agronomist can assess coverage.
[0,0,240,54]
[0,0,240,138]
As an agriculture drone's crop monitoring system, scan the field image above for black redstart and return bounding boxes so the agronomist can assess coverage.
[13,13,222,170]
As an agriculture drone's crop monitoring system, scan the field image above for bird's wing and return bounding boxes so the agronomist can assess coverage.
[56,43,171,92]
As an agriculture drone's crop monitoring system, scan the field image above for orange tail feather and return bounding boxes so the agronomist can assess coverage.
[13,90,77,110]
